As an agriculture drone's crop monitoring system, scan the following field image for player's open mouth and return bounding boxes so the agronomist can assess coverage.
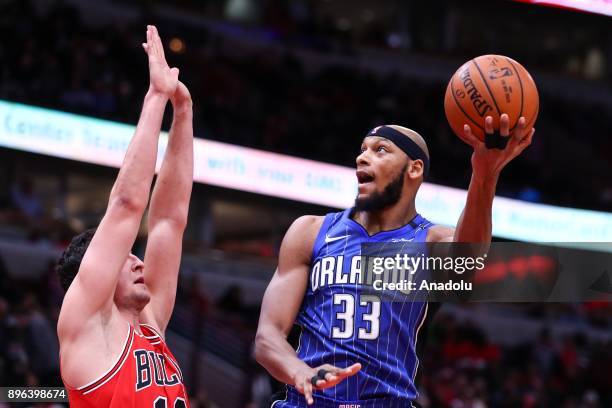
[356,169,375,184]
[134,277,145,284]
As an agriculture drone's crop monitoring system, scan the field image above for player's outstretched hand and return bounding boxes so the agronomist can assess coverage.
[293,363,362,405]
[462,113,534,181]
[142,25,179,98]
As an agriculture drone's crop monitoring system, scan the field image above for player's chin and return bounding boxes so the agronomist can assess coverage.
[357,181,376,195]
[133,286,151,304]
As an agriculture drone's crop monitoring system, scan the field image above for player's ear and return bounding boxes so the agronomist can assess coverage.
[407,159,424,180]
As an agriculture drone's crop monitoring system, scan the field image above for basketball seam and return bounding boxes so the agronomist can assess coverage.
[526,98,539,129]
[505,57,525,132]
[472,58,502,118]
[449,72,485,132]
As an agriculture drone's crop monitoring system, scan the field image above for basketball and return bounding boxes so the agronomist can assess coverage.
[444,54,539,143]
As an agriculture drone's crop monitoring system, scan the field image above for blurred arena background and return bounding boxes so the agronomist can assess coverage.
[0,0,611,407]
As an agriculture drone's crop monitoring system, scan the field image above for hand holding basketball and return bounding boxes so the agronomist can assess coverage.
[464,113,534,181]
[142,25,179,98]
[293,363,362,405]
[444,55,539,145]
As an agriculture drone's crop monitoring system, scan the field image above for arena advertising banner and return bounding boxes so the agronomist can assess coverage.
[515,0,612,16]
[1,99,611,245]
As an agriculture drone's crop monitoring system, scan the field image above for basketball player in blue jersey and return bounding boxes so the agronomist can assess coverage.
[255,114,534,407]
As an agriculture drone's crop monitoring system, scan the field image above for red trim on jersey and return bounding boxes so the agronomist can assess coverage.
[140,323,163,339]
[165,351,184,382]
[78,324,134,394]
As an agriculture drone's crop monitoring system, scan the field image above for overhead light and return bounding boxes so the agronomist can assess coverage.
[169,37,186,54]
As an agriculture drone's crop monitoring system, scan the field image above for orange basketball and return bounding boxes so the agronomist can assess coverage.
[444,54,539,144]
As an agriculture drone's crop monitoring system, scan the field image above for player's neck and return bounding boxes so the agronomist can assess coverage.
[116,306,143,333]
[353,200,417,235]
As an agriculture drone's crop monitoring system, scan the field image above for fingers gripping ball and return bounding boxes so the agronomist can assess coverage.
[444,55,539,146]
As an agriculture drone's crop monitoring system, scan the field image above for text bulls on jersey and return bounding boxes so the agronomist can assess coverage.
[134,350,183,391]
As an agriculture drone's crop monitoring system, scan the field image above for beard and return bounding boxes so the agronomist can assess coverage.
[355,164,407,212]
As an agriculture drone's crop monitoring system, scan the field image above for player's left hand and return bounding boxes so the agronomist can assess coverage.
[142,25,179,98]
[463,113,534,181]
[293,362,361,405]
[310,363,362,391]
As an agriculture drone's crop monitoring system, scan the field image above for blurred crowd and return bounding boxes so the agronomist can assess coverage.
[0,254,63,390]
[0,1,611,211]
[175,0,612,82]
[416,313,611,408]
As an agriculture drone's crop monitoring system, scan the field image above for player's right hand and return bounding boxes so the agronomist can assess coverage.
[142,25,179,98]
[293,363,362,405]
[463,113,534,181]
[171,81,192,109]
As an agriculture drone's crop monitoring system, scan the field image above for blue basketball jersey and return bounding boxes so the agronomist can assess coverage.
[273,208,434,408]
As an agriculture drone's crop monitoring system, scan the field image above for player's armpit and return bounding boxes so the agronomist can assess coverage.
[426,225,482,298]
[424,225,456,285]
[255,215,323,385]
[426,225,455,243]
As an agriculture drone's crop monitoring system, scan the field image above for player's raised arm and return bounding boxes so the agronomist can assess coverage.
[57,25,179,339]
[430,114,534,245]
[141,80,193,335]
[255,216,361,405]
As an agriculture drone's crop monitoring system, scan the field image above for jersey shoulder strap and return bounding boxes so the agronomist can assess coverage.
[310,210,345,260]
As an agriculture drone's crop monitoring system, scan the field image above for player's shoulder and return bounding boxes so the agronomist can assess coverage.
[280,215,325,261]
[291,214,325,229]
[286,215,326,239]
[426,224,455,242]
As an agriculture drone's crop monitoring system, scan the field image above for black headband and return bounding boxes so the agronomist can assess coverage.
[366,125,430,177]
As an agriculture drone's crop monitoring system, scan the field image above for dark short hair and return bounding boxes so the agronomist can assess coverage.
[56,228,96,292]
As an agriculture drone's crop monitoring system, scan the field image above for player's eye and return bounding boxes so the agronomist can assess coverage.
[359,146,366,153]
[377,146,387,153]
